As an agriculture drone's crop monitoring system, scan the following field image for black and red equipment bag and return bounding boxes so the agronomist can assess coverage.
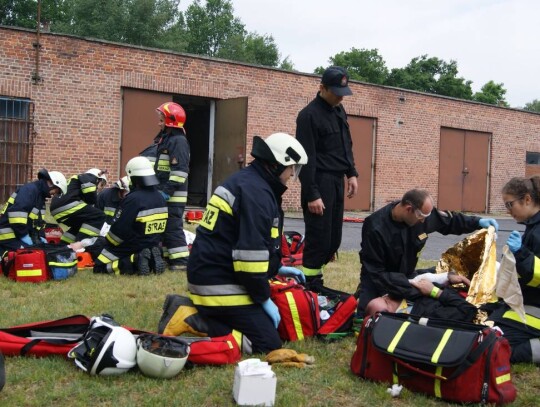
[270,277,357,341]
[4,248,50,282]
[280,231,304,266]
[0,315,91,357]
[350,312,517,405]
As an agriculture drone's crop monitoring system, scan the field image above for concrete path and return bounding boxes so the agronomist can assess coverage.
[284,214,524,261]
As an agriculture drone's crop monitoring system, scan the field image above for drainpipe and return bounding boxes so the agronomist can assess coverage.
[32,0,43,84]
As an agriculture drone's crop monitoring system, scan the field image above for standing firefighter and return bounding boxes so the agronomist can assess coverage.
[296,66,358,291]
[0,169,67,253]
[50,168,108,244]
[186,133,307,354]
[141,102,190,271]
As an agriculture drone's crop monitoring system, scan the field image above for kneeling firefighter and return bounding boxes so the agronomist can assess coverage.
[81,157,168,275]
[177,132,307,354]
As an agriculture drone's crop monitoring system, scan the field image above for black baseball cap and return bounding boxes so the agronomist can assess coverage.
[321,66,353,96]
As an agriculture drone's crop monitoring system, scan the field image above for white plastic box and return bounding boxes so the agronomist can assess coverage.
[233,359,276,406]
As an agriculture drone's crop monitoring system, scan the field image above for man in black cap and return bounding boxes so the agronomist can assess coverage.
[295,66,358,291]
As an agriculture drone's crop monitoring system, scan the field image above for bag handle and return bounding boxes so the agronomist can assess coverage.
[391,356,448,380]
[20,336,85,356]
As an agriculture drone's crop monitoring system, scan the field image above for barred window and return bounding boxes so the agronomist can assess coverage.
[0,97,31,119]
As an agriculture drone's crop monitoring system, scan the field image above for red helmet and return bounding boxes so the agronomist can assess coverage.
[156,102,186,129]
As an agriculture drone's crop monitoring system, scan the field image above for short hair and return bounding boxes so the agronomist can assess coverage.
[502,176,540,205]
[401,189,431,209]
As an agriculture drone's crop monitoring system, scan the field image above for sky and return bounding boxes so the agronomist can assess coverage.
[182,0,540,108]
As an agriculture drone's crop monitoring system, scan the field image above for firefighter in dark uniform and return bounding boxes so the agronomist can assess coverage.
[187,133,307,354]
[357,188,499,316]
[0,169,67,253]
[80,157,168,275]
[488,176,540,363]
[296,66,358,292]
[141,102,190,271]
[50,168,107,244]
[96,176,130,224]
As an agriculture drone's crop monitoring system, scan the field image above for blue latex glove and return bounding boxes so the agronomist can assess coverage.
[507,231,522,253]
[159,191,170,201]
[40,237,48,244]
[478,218,499,232]
[20,235,33,246]
[261,298,281,328]
[278,266,306,284]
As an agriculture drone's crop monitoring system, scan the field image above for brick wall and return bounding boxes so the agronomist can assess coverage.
[1,26,539,213]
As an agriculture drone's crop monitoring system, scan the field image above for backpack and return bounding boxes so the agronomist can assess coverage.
[270,277,358,341]
[281,231,305,266]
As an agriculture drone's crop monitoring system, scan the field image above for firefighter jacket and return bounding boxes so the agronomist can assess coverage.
[410,287,478,322]
[296,92,358,202]
[50,172,101,223]
[360,201,480,303]
[96,187,123,223]
[0,179,49,243]
[97,186,168,264]
[149,128,190,206]
[187,160,285,315]
[513,210,540,308]
[489,208,540,334]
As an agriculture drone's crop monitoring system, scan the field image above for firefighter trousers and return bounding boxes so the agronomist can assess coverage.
[301,172,344,272]
[162,204,189,265]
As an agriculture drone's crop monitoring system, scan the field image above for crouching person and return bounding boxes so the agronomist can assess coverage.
[186,133,308,354]
[72,157,168,275]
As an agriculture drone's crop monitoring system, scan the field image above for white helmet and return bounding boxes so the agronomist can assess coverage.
[251,132,308,178]
[86,168,108,183]
[136,334,190,379]
[68,315,137,376]
[114,176,130,192]
[38,169,68,195]
[126,157,159,186]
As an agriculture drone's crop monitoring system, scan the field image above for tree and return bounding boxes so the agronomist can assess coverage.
[315,48,388,85]
[385,55,473,99]
[184,0,244,57]
[472,81,508,107]
[0,0,71,30]
[523,99,540,112]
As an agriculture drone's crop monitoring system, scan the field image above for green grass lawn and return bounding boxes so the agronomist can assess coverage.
[1,251,538,406]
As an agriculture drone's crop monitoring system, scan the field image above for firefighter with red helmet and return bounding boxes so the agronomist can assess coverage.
[140,102,190,271]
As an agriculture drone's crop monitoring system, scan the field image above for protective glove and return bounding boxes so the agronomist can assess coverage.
[159,191,170,201]
[261,298,281,329]
[40,237,48,244]
[478,218,499,232]
[20,234,33,246]
[278,266,306,284]
[506,231,522,253]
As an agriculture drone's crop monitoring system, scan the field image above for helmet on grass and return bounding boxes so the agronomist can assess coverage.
[136,334,190,379]
[68,315,137,376]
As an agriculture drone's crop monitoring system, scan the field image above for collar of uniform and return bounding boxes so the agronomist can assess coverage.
[315,92,339,112]
[251,160,288,199]
[521,210,540,226]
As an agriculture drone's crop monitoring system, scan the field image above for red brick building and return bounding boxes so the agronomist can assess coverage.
[1,26,539,213]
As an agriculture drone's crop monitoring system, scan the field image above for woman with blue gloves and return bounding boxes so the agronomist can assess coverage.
[489,176,540,363]
[187,133,307,354]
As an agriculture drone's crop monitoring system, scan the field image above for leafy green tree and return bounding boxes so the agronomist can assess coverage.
[385,55,473,99]
[0,0,71,30]
[523,99,540,112]
[315,48,388,84]
[472,81,508,106]
[279,56,294,71]
[185,0,244,57]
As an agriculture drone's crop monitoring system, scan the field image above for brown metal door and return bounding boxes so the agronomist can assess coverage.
[438,128,490,212]
[212,97,247,191]
[344,116,375,211]
[121,89,172,174]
